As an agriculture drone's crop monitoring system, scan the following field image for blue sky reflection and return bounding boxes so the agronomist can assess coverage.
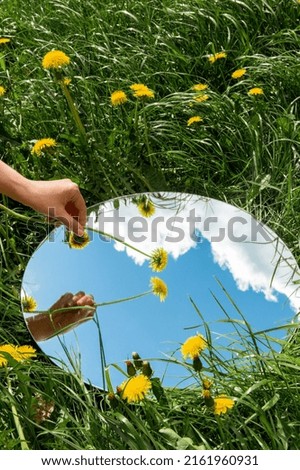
[22,193,300,389]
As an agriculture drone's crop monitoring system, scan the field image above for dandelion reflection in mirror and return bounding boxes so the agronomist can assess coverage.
[22,193,300,390]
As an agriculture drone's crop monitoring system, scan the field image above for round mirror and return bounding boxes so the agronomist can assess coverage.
[21,192,300,389]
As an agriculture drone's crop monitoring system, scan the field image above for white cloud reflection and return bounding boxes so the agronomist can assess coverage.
[199,202,300,311]
[88,194,300,313]
[88,200,198,264]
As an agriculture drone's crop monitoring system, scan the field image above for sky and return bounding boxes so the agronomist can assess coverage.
[22,193,300,390]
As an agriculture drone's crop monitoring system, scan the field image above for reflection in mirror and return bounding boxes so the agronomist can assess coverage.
[22,193,300,390]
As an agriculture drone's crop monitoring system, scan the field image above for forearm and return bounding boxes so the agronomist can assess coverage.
[0,161,32,205]
[26,313,59,342]
[26,309,94,342]
[0,161,87,235]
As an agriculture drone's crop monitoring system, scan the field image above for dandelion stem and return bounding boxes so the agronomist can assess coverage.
[7,378,30,450]
[58,78,87,146]
[88,226,151,258]
[93,314,107,389]
[142,106,153,166]
[31,291,152,316]
[94,291,151,307]
[134,100,139,137]
[0,52,6,72]
[0,203,32,221]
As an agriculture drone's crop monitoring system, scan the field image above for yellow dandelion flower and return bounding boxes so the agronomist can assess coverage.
[194,94,210,103]
[134,88,155,99]
[248,87,264,96]
[31,138,57,156]
[149,248,168,272]
[68,231,90,249]
[231,68,246,79]
[119,374,151,403]
[130,83,147,91]
[14,345,37,362]
[213,395,234,415]
[130,83,154,99]
[181,334,207,360]
[192,83,208,91]
[22,295,37,312]
[42,50,70,70]
[0,86,6,97]
[187,116,203,126]
[0,344,16,367]
[0,38,10,45]
[208,52,227,64]
[150,277,168,302]
[111,90,128,106]
[137,199,155,218]
[0,344,36,366]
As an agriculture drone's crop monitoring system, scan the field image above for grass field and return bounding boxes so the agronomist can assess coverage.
[1,0,300,450]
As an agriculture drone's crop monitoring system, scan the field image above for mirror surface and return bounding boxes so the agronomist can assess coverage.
[22,193,300,389]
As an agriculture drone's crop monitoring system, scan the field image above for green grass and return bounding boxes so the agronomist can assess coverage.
[1,0,300,450]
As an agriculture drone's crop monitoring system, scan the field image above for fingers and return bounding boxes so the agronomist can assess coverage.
[49,292,95,323]
[49,292,73,311]
[73,293,95,320]
[73,291,86,302]
[72,292,95,307]
[82,308,95,319]
[76,294,95,307]
[63,186,87,237]
[44,291,96,338]
[56,211,85,237]
[65,294,95,322]
[70,190,87,231]
[54,182,87,237]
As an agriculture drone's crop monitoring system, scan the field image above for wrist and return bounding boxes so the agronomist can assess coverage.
[17,178,39,208]
[12,177,38,208]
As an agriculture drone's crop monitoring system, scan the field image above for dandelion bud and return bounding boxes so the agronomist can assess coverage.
[204,395,214,408]
[202,389,211,399]
[107,392,118,409]
[125,360,136,376]
[192,355,203,372]
[202,378,213,390]
[142,360,153,378]
[132,352,143,370]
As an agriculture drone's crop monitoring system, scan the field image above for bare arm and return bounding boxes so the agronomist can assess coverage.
[0,160,31,204]
[0,161,86,235]
[26,292,96,341]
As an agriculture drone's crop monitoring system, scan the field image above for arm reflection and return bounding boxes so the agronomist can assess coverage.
[26,291,96,341]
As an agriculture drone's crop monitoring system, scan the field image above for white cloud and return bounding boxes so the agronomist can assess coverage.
[88,194,300,313]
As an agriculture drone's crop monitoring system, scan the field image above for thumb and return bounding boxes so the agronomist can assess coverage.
[56,210,85,236]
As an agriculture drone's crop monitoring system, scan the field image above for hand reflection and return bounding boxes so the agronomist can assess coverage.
[26,291,96,341]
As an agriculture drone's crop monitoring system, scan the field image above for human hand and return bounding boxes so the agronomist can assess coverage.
[26,291,96,341]
[23,179,87,236]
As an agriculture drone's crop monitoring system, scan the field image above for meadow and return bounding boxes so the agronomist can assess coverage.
[0,0,300,450]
